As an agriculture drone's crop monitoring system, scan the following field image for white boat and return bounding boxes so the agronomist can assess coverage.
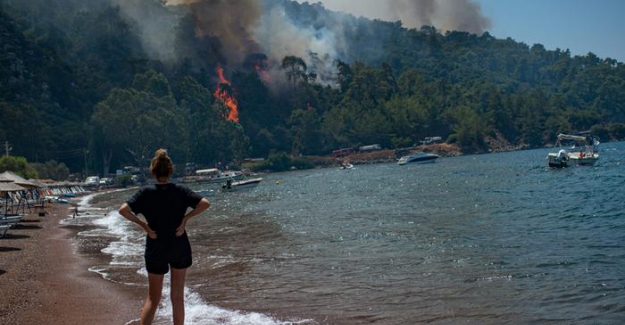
[222,178,263,191]
[397,152,439,165]
[547,133,599,168]
[183,168,243,184]
[339,161,354,170]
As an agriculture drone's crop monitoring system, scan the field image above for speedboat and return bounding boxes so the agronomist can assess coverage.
[184,168,243,184]
[340,163,354,170]
[339,161,354,170]
[397,152,439,165]
[547,133,599,168]
[222,178,263,191]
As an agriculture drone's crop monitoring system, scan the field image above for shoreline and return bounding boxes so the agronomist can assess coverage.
[0,198,141,324]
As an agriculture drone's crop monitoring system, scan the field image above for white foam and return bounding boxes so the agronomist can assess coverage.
[155,282,304,325]
[79,197,313,325]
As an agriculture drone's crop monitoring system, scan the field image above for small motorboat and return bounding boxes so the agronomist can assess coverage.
[339,163,354,170]
[547,133,599,168]
[222,178,263,191]
[339,160,354,170]
[397,152,439,165]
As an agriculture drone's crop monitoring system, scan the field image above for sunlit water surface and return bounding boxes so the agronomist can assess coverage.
[71,142,625,325]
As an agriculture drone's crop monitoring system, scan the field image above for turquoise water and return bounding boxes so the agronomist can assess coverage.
[81,142,625,325]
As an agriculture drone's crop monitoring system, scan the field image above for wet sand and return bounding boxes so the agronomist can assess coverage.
[0,201,141,324]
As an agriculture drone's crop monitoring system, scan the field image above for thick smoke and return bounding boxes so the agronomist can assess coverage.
[161,0,341,86]
[113,0,181,62]
[252,4,342,88]
[299,0,490,34]
[115,0,263,67]
[116,0,490,89]
[185,0,263,67]
[389,0,490,34]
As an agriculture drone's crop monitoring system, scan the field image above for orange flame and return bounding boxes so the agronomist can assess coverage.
[214,65,239,123]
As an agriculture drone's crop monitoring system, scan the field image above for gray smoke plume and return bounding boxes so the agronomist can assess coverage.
[114,0,263,66]
[252,4,343,88]
[115,0,490,89]
[301,0,490,34]
[113,0,181,62]
[162,0,342,86]
[389,0,490,34]
[184,0,263,67]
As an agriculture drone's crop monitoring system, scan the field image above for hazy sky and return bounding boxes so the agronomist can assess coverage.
[296,0,625,62]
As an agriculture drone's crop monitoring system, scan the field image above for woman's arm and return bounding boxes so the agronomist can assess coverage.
[118,203,157,239]
[176,198,210,237]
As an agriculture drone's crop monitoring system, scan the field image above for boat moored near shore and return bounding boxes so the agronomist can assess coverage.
[397,152,439,165]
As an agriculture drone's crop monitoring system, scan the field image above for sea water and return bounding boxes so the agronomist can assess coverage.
[72,142,625,325]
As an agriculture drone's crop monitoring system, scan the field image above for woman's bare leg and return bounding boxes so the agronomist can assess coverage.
[170,267,187,325]
[141,273,164,325]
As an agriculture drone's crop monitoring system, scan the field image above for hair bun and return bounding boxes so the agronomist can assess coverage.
[150,148,173,178]
[155,148,168,159]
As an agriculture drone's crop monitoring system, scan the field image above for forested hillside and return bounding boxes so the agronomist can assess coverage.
[1,0,624,177]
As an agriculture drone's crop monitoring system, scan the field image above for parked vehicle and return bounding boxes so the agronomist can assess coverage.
[99,177,114,186]
[85,176,100,187]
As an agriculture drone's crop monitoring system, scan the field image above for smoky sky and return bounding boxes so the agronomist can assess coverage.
[297,0,491,34]
[116,0,491,87]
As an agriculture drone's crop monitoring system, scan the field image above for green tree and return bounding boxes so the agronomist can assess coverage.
[0,155,38,179]
[282,56,308,89]
[385,96,428,144]
[92,87,181,175]
[132,70,174,99]
[448,106,489,152]
[30,160,70,181]
[609,123,625,140]
[289,107,323,155]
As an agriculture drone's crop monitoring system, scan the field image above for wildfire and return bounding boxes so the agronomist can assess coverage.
[253,61,271,84]
[214,65,239,123]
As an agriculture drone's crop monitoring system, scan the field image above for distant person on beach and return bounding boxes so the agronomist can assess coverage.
[118,149,210,325]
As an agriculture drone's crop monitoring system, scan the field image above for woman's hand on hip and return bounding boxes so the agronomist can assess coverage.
[175,223,186,237]
[146,227,157,239]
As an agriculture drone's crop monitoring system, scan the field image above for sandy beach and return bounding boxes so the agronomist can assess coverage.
[0,200,141,324]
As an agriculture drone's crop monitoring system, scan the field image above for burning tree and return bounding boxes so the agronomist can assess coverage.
[214,65,239,123]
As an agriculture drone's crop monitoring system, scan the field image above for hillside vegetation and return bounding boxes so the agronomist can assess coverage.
[1,0,624,176]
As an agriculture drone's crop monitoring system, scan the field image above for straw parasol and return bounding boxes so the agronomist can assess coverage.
[0,181,26,192]
[0,179,26,215]
[0,171,38,188]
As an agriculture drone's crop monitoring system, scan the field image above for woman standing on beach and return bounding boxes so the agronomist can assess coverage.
[119,149,210,325]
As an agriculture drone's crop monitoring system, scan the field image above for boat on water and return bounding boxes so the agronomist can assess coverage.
[547,133,599,168]
[339,160,354,170]
[339,163,354,170]
[182,168,243,184]
[222,178,263,192]
[397,152,439,165]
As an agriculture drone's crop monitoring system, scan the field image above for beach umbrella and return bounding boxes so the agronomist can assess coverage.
[0,171,38,188]
[0,181,26,216]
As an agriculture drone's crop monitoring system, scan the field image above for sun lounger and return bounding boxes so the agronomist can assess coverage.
[0,224,12,238]
[0,215,22,238]
[0,215,23,224]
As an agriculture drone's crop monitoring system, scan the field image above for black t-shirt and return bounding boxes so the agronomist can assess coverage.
[127,183,202,243]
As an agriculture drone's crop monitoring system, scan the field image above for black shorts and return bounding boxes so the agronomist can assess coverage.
[144,237,193,275]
